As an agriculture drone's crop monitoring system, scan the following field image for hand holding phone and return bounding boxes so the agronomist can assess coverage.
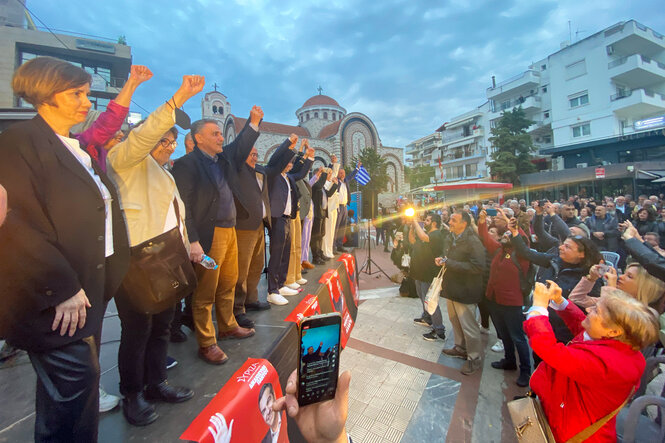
[486,208,498,216]
[298,313,342,406]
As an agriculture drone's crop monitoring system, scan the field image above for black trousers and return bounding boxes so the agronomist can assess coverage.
[311,216,325,260]
[28,336,100,443]
[487,300,531,373]
[115,287,174,394]
[268,216,291,294]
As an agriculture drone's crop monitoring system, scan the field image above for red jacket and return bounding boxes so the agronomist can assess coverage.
[478,221,530,306]
[525,303,644,443]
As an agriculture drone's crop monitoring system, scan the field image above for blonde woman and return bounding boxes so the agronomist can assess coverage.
[526,282,659,442]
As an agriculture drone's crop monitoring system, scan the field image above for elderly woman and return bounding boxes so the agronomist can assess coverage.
[525,281,659,442]
[106,75,204,426]
[0,57,130,441]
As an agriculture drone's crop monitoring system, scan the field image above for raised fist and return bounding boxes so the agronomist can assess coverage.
[129,65,153,84]
[249,105,264,126]
[173,75,205,106]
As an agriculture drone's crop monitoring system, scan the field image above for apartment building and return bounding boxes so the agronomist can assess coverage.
[0,1,132,130]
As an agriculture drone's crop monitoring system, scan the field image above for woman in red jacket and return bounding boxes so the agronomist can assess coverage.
[525,281,659,442]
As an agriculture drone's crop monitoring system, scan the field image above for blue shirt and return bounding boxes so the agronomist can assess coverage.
[201,150,236,228]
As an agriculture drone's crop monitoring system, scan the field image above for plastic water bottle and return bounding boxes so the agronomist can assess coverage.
[200,254,218,270]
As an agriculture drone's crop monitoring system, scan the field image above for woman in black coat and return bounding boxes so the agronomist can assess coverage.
[0,57,129,442]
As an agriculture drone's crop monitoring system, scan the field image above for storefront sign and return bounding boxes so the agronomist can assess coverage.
[634,116,665,131]
[595,167,605,179]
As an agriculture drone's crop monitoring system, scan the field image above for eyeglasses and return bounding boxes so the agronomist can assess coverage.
[249,152,259,158]
[159,138,177,148]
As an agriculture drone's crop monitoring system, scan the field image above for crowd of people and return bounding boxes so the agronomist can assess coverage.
[0,57,360,442]
[388,193,665,441]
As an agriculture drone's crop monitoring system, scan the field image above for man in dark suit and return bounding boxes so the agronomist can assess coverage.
[297,167,316,270]
[264,135,314,305]
[231,145,272,328]
[311,170,338,265]
[172,106,262,365]
[334,163,360,253]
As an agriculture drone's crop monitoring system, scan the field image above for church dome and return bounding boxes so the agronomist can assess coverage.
[302,95,340,108]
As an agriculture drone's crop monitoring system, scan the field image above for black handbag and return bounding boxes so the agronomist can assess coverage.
[120,199,197,314]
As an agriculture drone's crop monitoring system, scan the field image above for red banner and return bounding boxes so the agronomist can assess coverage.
[284,293,321,323]
[337,253,359,307]
[318,269,354,348]
[180,359,288,443]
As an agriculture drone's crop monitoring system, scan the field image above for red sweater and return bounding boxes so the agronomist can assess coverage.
[525,303,644,443]
[478,221,530,306]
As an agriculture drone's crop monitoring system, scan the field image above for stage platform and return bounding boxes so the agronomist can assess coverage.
[0,254,345,442]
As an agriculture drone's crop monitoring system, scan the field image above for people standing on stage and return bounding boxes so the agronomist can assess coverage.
[334,163,360,254]
[172,106,263,365]
[298,166,317,271]
[310,168,338,266]
[322,155,340,258]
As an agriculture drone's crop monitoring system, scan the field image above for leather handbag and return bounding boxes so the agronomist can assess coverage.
[121,199,197,314]
[507,388,634,443]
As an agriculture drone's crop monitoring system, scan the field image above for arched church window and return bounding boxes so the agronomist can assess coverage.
[314,112,318,118]
[324,112,328,119]
[332,112,336,120]
[212,105,217,113]
[307,113,310,121]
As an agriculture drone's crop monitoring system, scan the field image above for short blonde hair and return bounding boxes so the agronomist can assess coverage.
[601,292,660,350]
[12,56,91,107]
[626,263,665,312]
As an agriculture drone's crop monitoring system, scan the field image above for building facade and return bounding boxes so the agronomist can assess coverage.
[201,90,407,204]
[0,1,132,130]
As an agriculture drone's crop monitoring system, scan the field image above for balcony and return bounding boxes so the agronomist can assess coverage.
[610,88,665,118]
[605,21,665,59]
[441,126,484,144]
[608,54,665,87]
[487,70,540,100]
[490,94,541,117]
[431,148,487,166]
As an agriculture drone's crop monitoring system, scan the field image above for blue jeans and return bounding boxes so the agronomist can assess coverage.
[415,280,445,336]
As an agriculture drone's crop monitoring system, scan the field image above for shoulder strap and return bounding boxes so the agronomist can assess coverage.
[172,197,181,229]
[509,251,527,277]
[565,386,635,443]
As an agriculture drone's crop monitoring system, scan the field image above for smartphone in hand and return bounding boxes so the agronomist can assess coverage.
[297,313,342,406]
[486,208,498,216]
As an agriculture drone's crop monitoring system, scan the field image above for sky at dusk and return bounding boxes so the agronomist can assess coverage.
[24,0,665,157]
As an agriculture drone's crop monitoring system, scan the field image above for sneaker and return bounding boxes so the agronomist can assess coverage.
[286,283,300,290]
[491,340,504,353]
[267,293,289,305]
[461,358,482,375]
[413,317,432,327]
[480,326,490,335]
[166,356,178,370]
[516,371,531,388]
[99,387,120,413]
[423,330,445,341]
[296,278,307,285]
[279,286,299,296]
[442,346,468,359]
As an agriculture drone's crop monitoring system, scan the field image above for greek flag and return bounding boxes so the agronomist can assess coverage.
[355,165,371,185]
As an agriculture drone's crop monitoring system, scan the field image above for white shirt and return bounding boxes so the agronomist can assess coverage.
[338,181,348,205]
[282,174,292,216]
[257,171,266,219]
[57,135,114,257]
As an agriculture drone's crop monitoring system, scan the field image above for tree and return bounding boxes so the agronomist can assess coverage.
[404,165,435,189]
[117,35,127,45]
[349,147,387,218]
[487,106,536,186]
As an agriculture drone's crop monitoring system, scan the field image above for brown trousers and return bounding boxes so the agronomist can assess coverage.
[286,213,303,284]
[234,226,265,315]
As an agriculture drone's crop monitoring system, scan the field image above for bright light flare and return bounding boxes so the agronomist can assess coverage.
[404,207,415,217]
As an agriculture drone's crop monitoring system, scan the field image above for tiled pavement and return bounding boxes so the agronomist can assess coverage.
[344,245,525,442]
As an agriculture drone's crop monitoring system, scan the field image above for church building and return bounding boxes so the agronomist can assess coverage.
[200,90,406,205]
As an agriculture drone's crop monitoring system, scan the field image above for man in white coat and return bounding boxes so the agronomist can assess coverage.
[322,155,340,259]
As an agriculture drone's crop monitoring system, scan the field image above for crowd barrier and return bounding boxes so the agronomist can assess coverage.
[181,253,359,443]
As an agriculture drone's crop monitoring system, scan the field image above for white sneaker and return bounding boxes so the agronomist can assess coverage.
[279,286,299,296]
[491,340,504,353]
[480,326,490,335]
[99,387,120,413]
[286,283,300,290]
[296,278,307,285]
[267,292,289,305]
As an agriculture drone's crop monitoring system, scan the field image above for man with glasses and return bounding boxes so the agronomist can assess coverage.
[172,108,263,365]
[231,146,272,328]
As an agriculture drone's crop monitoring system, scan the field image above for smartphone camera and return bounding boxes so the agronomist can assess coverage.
[298,313,342,406]
[486,208,498,216]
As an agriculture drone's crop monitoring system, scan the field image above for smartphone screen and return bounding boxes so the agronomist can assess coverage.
[298,313,341,406]
[486,208,498,216]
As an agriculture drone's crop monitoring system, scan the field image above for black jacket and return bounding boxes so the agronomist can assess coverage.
[311,174,338,220]
[0,116,130,351]
[265,140,313,219]
[232,162,271,231]
[440,228,486,304]
[172,120,259,252]
[584,215,619,252]
[624,237,665,282]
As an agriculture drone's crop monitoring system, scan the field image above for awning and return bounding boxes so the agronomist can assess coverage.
[429,181,513,191]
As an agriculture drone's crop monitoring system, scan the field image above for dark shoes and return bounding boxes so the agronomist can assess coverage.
[235,313,255,329]
[301,260,315,269]
[166,356,178,370]
[442,346,468,359]
[245,301,271,311]
[218,326,255,340]
[313,258,326,265]
[122,392,158,426]
[423,330,446,341]
[413,317,432,327]
[516,371,531,387]
[198,344,229,365]
[170,327,187,343]
[491,359,518,370]
[180,315,194,331]
[144,381,194,404]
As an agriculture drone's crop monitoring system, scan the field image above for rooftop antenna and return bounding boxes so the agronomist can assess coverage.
[575,28,589,41]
